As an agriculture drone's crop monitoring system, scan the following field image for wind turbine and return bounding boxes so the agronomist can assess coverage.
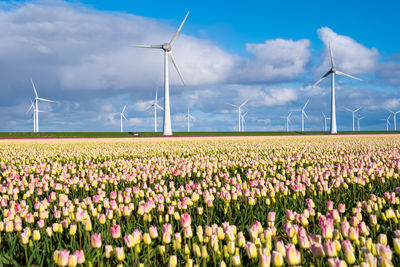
[344,107,361,131]
[241,111,248,132]
[381,114,391,131]
[322,112,330,132]
[386,109,400,131]
[282,112,292,132]
[31,78,56,132]
[228,99,249,132]
[151,88,164,132]
[356,116,365,131]
[134,12,189,136]
[313,43,362,134]
[296,99,309,132]
[120,105,127,132]
[185,107,195,132]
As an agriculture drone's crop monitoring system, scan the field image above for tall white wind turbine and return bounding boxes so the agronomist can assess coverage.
[322,112,330,132]
[344,107,361,131]
[228,99,249,132]
[134,12,189,136]
[152,88,164,132]
[185,107,195,132]
[31,78,55,132]
[120,105,127,132]
[313,44,362,134]
[356,116,365,131]
[386,109,400,131]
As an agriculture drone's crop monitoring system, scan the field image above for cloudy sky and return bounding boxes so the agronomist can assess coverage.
[1,0,399,132]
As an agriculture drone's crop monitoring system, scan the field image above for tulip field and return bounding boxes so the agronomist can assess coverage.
[2,135,400,266]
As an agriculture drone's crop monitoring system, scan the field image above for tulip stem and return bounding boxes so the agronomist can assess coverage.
[24,245,28,266]
[131,247,134,267]
[97,249,100,267]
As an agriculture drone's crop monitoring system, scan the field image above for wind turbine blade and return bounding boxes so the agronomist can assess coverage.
[156,104,164,110]
[122,105,127,114]
[227,103,238,108]
[38,98,56,103]
[313,70,331,87]
[303,111,309,119]
[385,108,394,114]
[30,78,38,98]
[122,114,127,120]
[169,11,190,46]
[344,107,352,112]
[168,52,185,85]
[288,111,292,118]
[335,70,362,81]
[240,99,249,108]
[322,112,326,118]
[303,99,310,109]
[354,107,361,112]
[329,42,335,69]
[134,44,163,49]
[26,102,34,114]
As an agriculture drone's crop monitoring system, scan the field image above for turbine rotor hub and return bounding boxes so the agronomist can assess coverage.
[162,43,171,51]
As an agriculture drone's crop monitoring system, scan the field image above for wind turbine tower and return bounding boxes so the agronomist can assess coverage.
[228,99,248,132]
[322,112,330,132]
[345,107,361,131]
[152,88,164,132]
[386,109,400,131]
[186,107,195,132]
[135,12,189,136]
[313,43,362,134]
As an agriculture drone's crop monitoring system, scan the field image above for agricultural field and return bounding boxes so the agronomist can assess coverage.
[0,135,400,266]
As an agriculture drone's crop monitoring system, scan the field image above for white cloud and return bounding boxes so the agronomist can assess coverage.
[233,85,298,107]
[234,38,311,82]
[316,27,379,75]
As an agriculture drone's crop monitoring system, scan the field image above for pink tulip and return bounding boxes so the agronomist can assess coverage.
[324,241,337,257]
[149,226,158,239]
[73,250,85,264]
[311,243,325,258]
[110,225,121,239]
[286,244,301,265]
[57,250,70,267]
[124,234,134,248]
[181,213,191,229]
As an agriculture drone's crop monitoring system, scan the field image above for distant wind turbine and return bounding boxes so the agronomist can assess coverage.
[386,109,400,131]
[282,112,292,132]
[152,88,164,132]
[134,12,189,136]
[293,99,309,132]
[31,78,56,132]
[228,99,249,132]
[120,105,127,132]
[356,116,365,131]
[322,112,330,132]
[344,107,361,131]
[185,107,195,132]
[313,43,362,134]
[381,114,391,131]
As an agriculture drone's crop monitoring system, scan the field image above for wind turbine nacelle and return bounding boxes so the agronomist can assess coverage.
[162,43,171,51]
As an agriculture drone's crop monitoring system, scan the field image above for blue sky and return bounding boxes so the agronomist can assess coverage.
[0,0,399,132]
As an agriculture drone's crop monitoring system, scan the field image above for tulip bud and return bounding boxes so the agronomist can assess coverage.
[168,255,177,267]
[286,244,301,266]
[114,247,125,261]
[245,242,257,259]
[33,230,40,241]
[271,251,283,267]
[231,255,241,267]
[74,250,85,264]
